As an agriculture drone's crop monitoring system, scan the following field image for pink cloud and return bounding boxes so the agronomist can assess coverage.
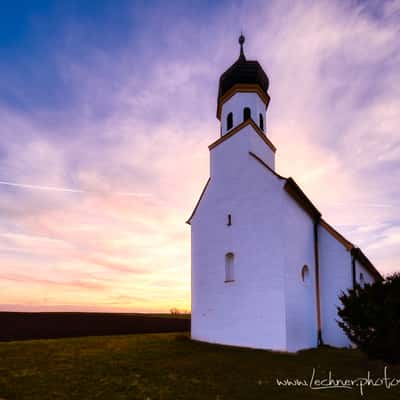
[0,0,399,311]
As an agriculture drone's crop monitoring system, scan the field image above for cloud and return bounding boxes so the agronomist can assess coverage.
[0,0,399,311]
[85,254,151,274]
[0,272,106,290]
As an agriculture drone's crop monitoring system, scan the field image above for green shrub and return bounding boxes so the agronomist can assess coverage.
[337,273,400,363]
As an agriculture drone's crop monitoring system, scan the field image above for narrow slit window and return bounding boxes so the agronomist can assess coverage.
[227,112,233,131]
[225,253,234,282]
[259,113,264,131]
[301,265,310,283]
[227,214,232,226]
[243,107,251,122]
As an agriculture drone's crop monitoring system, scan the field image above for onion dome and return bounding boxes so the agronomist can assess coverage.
[218,34,269,102]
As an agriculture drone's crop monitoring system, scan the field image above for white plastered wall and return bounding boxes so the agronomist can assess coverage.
[191,125,287,350]
[282,195,318,351]
[318,225,353,348]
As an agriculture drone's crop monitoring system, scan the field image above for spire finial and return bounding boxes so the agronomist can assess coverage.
[238,33,245,61]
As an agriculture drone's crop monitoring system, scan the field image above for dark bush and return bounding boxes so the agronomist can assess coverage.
[337,273,400,363]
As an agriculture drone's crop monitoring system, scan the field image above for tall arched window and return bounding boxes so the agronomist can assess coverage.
[225,253,234,282]
[259,113,264,131]
[243,107,251,122]
[227,112,233,131]
[301,265,310,283]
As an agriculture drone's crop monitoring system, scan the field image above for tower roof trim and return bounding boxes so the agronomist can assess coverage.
[208,118,276,152]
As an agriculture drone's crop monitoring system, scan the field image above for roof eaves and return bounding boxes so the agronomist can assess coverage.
[186,178,211,225]
[248,151,286,180]
[284,177,322,220]
[319,219,382,281]
[351,247,384,282]
[320,219,354,251]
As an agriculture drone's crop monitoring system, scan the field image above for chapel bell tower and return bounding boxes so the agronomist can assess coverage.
[212,34,275,172]
[217,34,271,136]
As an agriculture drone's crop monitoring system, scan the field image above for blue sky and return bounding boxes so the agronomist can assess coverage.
[0,0,399,311]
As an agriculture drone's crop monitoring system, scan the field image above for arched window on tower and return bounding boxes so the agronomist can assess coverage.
[259,113,264,131]
[227,112,233,131]
[225,253,234,282]
[243,107,251,122]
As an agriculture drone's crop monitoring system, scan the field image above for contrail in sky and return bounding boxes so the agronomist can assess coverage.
[0,180,84,193]
[0,180,150,197]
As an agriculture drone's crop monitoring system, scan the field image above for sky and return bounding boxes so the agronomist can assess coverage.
[0,0,399,312]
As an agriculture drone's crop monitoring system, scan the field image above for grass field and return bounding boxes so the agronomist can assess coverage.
[0,332,399,400]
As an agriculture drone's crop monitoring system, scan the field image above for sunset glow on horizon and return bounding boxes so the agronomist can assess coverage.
[1,0,399,312]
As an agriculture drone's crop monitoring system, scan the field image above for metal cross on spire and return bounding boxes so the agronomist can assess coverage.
[238,33,245,61]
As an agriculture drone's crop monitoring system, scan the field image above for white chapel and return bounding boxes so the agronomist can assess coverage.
[187,35,382,352]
